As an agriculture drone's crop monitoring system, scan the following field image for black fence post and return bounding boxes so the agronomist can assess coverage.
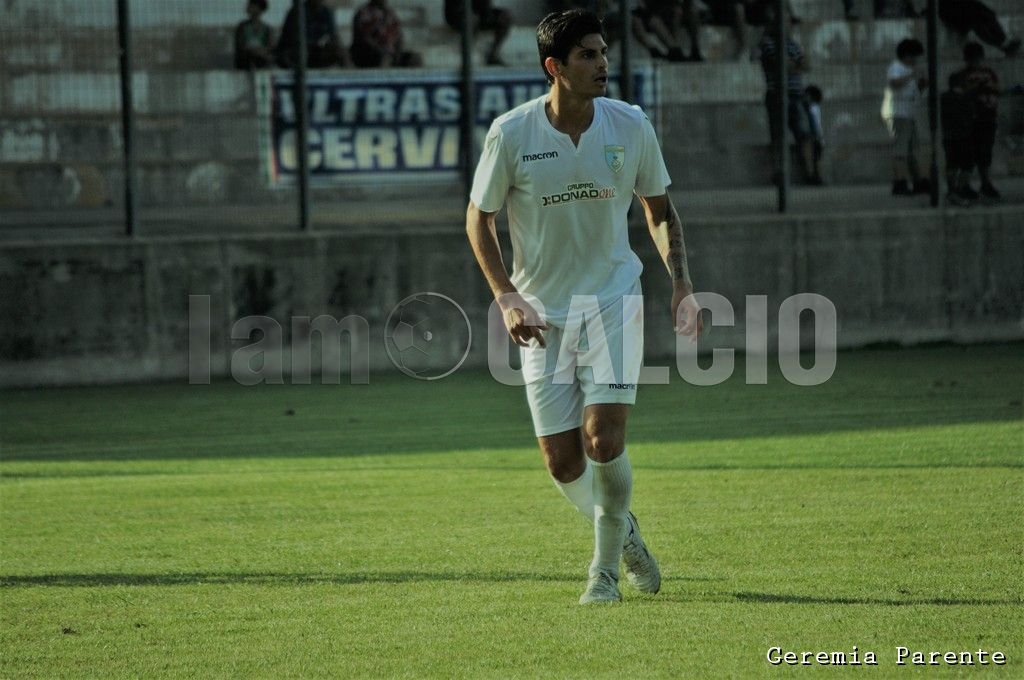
[460,0,476,202]
[293,0,312,231]
[619,0,634,103]
[116,0,137,236]
[774,0,789,213]
[927,0,940,208]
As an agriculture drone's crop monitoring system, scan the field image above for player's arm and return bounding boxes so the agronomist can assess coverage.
[465,202,547,347]
[638,193,703,339]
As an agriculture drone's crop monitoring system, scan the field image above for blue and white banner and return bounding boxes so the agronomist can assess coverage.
[256,68,657,186]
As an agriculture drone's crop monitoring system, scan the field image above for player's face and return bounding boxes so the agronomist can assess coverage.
[559,34,609,98]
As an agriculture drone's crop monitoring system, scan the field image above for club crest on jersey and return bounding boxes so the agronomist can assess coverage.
[604,145,625,173]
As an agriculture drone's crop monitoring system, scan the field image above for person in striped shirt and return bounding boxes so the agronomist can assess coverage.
[757,5,818,184]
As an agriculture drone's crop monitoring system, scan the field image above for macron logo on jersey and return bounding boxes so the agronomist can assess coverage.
[522,151,559,162]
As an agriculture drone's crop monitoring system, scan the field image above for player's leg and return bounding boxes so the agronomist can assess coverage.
[524,323,594,519]
[539,427,594,521]
[787,98,815,181]
[891,118,912,194]
[974,117,999,199]
[580,401,661,598]
[577,286,659,602]
[907,121,929,193]
[573,402,630,604]
[730,0,748,60]
[769,96,781,183]
[582,402,632,580]
[681,0,704,61]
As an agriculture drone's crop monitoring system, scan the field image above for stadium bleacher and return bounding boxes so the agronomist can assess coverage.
[1,0,1021,212]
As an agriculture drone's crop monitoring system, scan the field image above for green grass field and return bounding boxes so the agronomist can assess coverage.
[2,344,1022,678]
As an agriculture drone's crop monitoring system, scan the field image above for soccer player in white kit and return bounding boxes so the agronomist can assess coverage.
[466,9,702,604]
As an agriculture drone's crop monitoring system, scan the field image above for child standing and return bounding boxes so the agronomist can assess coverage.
[952,42,1002,201]
[883,38,929,196]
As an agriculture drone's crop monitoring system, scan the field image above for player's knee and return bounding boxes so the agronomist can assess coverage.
[543,448,586,482]
[546,456,583,483]
[582,428,625,463]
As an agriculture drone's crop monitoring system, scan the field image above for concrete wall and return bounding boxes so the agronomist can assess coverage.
[2,206,1021,387]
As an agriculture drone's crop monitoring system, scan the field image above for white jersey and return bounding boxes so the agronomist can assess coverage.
[886,59,919,120]
[471,95,671,327]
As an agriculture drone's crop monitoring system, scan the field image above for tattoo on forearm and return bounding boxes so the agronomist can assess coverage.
[662,203,689,283]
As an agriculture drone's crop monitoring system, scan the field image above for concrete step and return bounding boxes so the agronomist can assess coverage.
[2,0,448,33]
[5,54,1022,116]
[4,179,1022,234]
[792,0,1024,21]
[7,88,1019,161]
[4,13,1022,74]
[0,154,471,210]
[3,119,1019,210]
[8,0,1021,29]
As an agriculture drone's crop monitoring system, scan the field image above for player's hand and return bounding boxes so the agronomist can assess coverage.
[496,292,548,348]
[672,283,703,342]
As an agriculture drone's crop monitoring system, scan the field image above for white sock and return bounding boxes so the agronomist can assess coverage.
[552,459,595,522]
[589,451,633,579]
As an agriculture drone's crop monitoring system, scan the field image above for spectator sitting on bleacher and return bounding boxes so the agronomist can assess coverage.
[351,0,423,67]
[587,0,678,61]
[633,1,700,62]
[889,0,1021,56]
[704,1,751,60]
[932,0,1021,58]
[277,0,352,67]
[952,41,1003,200]
[699,0,800,61]
[444,0,512,66]
[234,0,275,70]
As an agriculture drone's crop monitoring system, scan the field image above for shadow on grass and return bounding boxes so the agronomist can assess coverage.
[730,591,1023,607]
[3,575,1015,609]
[2,344,1021,463]
[0,571,722,589]
[1,460,1020,481]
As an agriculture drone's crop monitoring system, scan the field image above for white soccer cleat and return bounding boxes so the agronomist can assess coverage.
[622,511,661,594]
[579,571,622,605]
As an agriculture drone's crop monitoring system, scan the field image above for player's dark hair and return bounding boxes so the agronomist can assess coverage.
[963,41,985,63]
[804,85,823,103]
[249,0,268,10]
[537,9,604,84]
[896,38,924,60]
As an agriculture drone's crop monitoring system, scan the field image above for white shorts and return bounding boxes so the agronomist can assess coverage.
[522,283,644,438]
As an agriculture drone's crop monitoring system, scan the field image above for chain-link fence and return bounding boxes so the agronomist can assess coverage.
[2,0,1021,238]
[0,1,126,234]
